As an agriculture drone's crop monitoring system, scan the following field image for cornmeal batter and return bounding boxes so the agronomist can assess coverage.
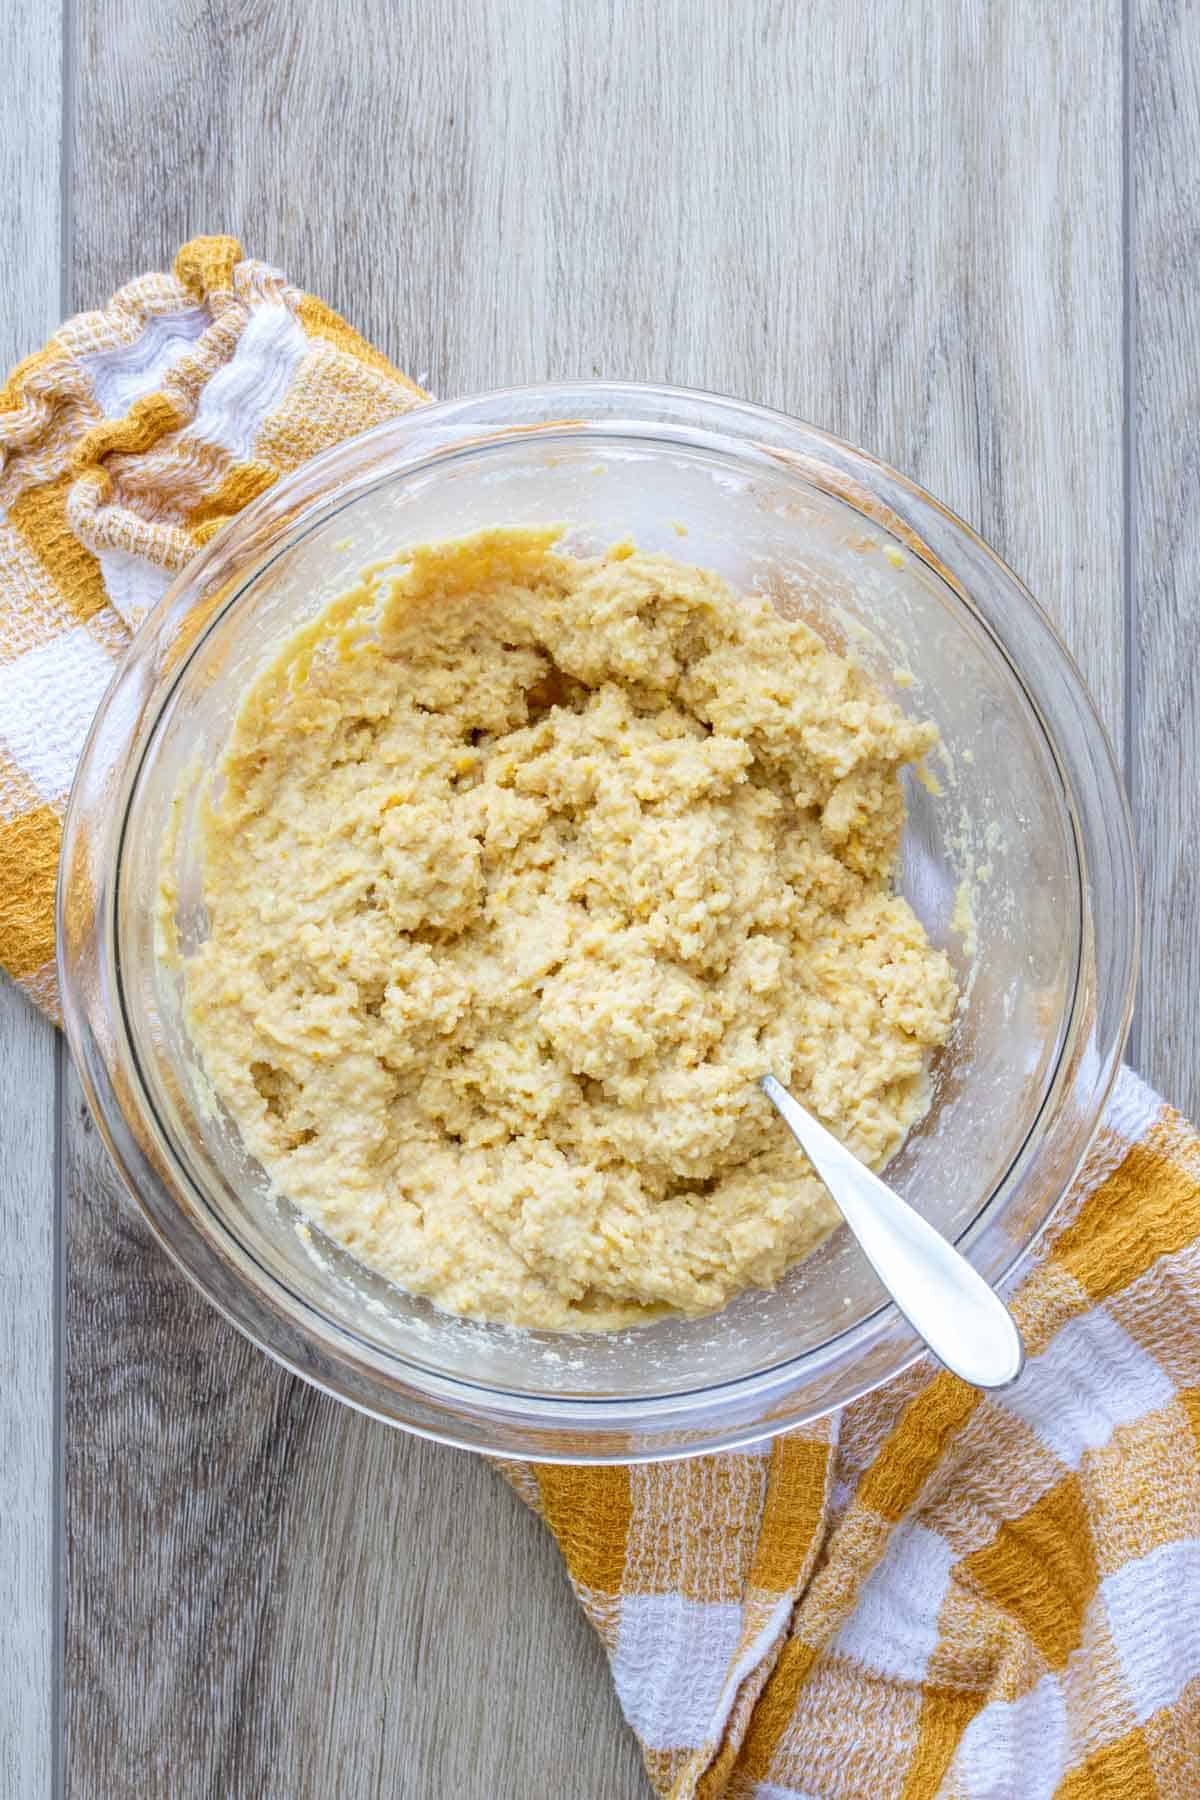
[176,530,957,1328]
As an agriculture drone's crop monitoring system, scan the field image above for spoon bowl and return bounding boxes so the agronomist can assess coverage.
[761,1074,1025,1390]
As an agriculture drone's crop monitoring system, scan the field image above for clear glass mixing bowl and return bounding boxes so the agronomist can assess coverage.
[58,383,1138,1461]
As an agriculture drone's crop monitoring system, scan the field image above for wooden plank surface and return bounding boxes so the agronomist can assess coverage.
[0,1,62,1792]
[63,1103,628,1797]
[47,0,1158,1794]
[1131,0,1200,1118]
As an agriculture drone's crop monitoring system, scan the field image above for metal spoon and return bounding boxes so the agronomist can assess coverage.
[760,1074,1024,1389]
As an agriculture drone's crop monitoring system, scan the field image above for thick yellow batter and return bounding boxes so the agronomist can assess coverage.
[176,529,957,1328]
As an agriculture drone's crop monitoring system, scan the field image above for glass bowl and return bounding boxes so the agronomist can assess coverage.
[58,382,1138,1461]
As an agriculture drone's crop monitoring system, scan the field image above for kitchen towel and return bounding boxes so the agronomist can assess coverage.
[0,235,424,1017]
[3,240,1198,1799]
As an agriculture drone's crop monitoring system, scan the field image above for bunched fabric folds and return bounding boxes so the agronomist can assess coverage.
[0,236,424,1016]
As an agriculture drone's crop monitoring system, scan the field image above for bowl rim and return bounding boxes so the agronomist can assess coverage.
[58,378,1140,1459]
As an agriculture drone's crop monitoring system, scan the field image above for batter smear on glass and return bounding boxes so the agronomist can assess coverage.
[174,529,957,1328]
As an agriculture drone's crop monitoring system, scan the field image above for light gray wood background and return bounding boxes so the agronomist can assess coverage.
[0,2,62,1796]
[1,0,1197,1793]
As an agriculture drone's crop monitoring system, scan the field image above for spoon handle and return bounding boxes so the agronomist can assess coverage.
[761,1075,1024,1390]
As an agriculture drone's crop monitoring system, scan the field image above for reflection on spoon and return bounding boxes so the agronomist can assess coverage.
[760,1074,1025,1390]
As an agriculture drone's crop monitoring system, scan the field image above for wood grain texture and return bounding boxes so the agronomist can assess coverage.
[1131,0,1200,1116]
[72,0,1125,729]
[64,1093,628,1798]
[64,2,1126,1795]
[0,0,62,1791]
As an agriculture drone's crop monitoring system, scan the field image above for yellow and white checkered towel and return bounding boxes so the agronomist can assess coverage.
[4,241,1199,1799]
[505,1073,1200,1797]
[0,236,423,1016]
